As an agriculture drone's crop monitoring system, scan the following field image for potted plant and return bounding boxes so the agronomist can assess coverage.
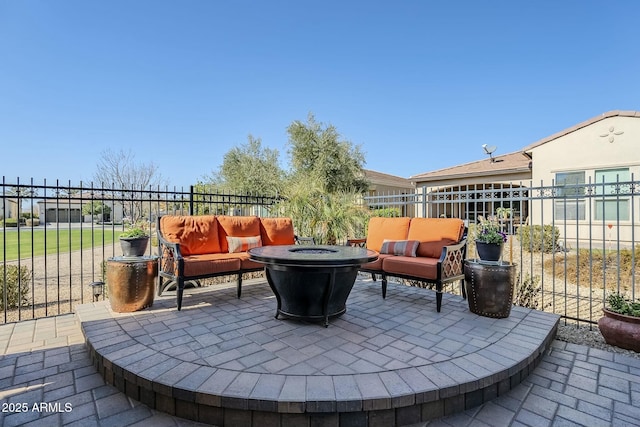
[472,215,507,262]
[119,225,150,257]
[598,292,640,352]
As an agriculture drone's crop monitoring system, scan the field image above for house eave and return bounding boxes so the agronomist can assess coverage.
[413,166,531,183]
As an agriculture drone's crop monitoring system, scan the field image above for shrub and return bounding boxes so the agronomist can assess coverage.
[119,227,149,238]
[82,201,112,216]
[514,273,542,309]
[517,224,560,253]
[1,218,18,227]
[0,265,31,310]
[606,293,640,317]
[371,207,402,218]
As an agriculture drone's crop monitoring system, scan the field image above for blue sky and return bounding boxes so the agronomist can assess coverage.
[1,1,639,189]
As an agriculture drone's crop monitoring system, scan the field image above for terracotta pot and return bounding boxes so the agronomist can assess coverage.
[475,241,503,262]
[598,308,640,352]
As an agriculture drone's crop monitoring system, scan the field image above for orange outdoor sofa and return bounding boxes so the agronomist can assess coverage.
[348,217,467,312]
[157,215,296,310]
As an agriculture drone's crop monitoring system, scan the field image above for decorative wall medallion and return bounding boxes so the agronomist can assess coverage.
[599,126,624,143]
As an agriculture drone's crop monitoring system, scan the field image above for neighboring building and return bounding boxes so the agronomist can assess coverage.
[365,169,414,194]
[1,198,19,220]
[409,110,640,246]
[411,151,531,221]
[364,169,415,216]
[523,110,640,246]
[37,192,124,224]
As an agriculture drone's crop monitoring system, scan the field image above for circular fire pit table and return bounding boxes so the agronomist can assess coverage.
[249,245,378,327]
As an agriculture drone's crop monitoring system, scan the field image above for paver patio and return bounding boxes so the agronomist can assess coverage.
[1,277,638,426]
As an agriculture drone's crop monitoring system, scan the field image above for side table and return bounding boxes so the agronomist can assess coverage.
[464,259,516,318]
[107,256,158,313]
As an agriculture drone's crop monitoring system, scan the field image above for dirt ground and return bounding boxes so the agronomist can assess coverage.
[0,237,631,327]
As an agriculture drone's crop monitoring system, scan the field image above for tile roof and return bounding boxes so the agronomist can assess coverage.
[364,169,413,188]
[410,110,639,182]
[410,151,531,181]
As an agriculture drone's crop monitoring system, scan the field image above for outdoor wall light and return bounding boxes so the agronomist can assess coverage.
[89,281,105,302]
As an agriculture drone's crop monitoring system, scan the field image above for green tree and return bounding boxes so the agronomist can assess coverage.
[82,200,111,221]
[214,135,284,195]
[81,201,112,217]
[287,113,369,193]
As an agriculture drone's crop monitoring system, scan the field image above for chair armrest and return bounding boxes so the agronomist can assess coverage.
[346,238,367,247]
[437,239,467,280]
[157,222,184,277]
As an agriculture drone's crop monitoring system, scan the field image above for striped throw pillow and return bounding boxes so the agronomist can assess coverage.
[379,239,419,257]
[226,235,262,253]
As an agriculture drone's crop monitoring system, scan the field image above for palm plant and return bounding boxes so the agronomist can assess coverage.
[277,177,369,245]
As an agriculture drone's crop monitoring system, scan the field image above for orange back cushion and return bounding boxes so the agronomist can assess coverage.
[160,215,220,256]
[366,217,411,252]
[407,218,465,258]
[260,217,295,246]
[216,216,261,252]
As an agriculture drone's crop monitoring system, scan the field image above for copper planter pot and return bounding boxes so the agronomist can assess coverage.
[464,260,516,318]
[107,256,157,312]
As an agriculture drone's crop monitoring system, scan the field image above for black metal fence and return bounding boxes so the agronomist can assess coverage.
[1,178,280,324]
[2,177,639,326]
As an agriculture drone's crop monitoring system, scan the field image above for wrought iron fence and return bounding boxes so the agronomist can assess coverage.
[2,176,638,326]
[364,179,639,326]
[0,178,280,324]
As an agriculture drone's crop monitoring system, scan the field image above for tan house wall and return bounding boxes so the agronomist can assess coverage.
[528,115,640,247]
[529,116,640,183]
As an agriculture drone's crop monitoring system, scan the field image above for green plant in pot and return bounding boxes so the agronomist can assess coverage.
[472,216,507,262]
[598,292,640,352]
[119,226,150,257]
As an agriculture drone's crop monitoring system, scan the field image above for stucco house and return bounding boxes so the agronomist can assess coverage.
[410,110,640,246]
[364,169,415,216]
[37,192,124,224]
[1,198,19,221]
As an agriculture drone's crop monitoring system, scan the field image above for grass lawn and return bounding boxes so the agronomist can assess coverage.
[1,228,118,261]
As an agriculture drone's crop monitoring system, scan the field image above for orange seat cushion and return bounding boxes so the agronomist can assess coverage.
[382,256,438,281]
[217,216,261,253]
[407,218,465,258]
[182,253,241,277]
[359,253,391,272]
[160,215,221,256]
[260,217,296,246]
[366,217,411,252]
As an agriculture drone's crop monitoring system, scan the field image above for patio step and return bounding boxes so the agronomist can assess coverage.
[77,278,559,427]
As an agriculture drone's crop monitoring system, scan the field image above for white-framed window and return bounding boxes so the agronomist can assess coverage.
[554,171,586,220]
[594,168,630,221]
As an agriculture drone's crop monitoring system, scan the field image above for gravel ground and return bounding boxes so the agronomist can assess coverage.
[555,321,640,359]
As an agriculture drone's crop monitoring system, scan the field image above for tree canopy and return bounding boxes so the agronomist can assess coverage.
[286,113,368,194]
[215,135,284,195]
[94,148,163,189]
[93,149,164,223]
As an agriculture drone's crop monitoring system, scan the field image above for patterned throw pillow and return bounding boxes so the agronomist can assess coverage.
[379,239,419,257]
[226,235,262,253]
